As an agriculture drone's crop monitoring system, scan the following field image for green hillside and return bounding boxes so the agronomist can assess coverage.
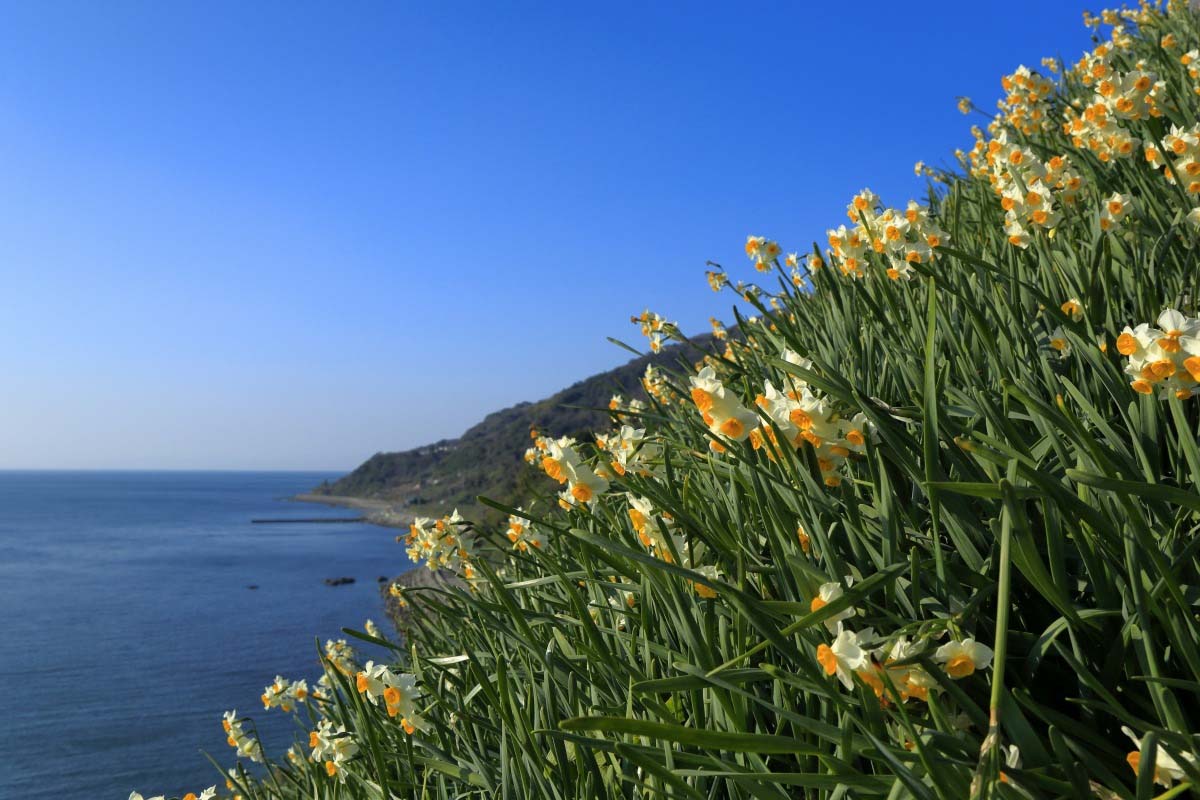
[311,335,714,518]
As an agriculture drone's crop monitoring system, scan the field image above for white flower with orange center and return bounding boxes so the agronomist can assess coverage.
[626,494,674,554]
[1060,298,1084,321]
[815,625,873,690]
[691,564,722,599]
[838,413,870,453]
[604,425,660,477]
[1048,326,1072,358]
[934,637,993,678]
[745,235,782,271]
[261,674,305,712]
[1099,192,1133,231]
[688,366,758,443]
[1117,309,1200,398]
[810,578,856,632]
[505,512,545,552]
[310,719,359,779]
[1122,726,1197,786]
[883,637,936,702]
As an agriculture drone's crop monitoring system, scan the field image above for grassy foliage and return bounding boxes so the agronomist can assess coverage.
[165,4,1200,799]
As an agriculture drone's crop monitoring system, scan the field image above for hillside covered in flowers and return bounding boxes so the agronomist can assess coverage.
[142,2,1200,798]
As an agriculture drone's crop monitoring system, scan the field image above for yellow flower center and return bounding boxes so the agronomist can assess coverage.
[945,654,975,678]
[816,644,837,676]
[719,417,745,438]
[542,457,567,484]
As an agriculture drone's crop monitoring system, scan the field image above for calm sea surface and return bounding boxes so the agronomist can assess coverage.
[0,471,405,800]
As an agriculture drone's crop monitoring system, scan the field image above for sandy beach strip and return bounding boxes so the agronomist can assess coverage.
[292,493,411,529]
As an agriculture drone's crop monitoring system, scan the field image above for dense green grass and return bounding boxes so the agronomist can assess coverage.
[159,4,1200,799]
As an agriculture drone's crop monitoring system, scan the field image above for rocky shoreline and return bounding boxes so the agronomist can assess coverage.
[292,493,456,630]
[292,492,411,530]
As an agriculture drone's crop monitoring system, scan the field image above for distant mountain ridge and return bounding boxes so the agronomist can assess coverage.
[310,335,715,519]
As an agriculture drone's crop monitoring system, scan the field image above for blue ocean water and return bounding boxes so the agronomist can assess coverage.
[0,471,406,800]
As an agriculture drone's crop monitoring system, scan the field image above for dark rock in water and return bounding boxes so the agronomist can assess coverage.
[246,585,259,590]
[377,575,388,582]
[324,576,355,586]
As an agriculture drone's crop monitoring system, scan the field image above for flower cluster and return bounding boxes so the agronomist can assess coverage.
[826,190,949,280]
[1149,123,1200,195]
[309,719,358,780]
[527,433,610,508]
[221,710,263,763]
[752,376,869,486]
[998,64,1057,135]
[261,675,308,712]
[969,131,1083,247]
[631,309,674,353]
[815,625,991,705]
[1116,308,1200,398]
[597,424,660,478]
[402,510,476,576]
[641,363,674,404]
[323,638,357,677]
[505,512,545,552]
[626,494,680,559]
[355,662,425,734]
[1063,38,1163,163]
[130,790,215,800]
[688,365,758,449]
[744,235,782,271]
[1099,191,1134,232]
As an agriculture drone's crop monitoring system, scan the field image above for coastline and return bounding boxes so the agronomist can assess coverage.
[292,493,410,530]
[292,492,463,630]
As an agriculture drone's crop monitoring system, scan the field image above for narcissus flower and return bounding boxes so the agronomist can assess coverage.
[261,675,308,712]
[810,578,856,632]
[627,494,677,558]
[505,512,545,552]
[601,425,660,478]
[934,638,994,678]
[796,525,811,554]
[1049,327,1072,358]
[691,564,722,598]
[323,638,357,676]
[1099,192,1132,231]
[220,710,263,762]
[309,719,359,779]
[883,636,937,702]
[1116,309,1200,398]
[689,366,757,442]
[179,790,216,800]
[1122,726,1197,786]
[816,626,872,690]
[745,235,782,271]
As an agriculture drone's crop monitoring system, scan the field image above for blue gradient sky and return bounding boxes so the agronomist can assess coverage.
[0,1,1097,470]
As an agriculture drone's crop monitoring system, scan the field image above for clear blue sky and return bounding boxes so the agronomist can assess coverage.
[0,1,1097,470]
